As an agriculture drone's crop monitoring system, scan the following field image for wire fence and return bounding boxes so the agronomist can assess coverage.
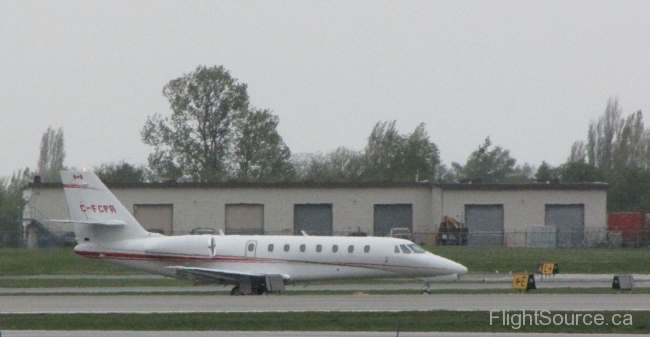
[5,228,649,249]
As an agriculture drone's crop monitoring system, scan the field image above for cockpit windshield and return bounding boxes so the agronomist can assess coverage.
[399,244,412,254]
[407,244,426,254]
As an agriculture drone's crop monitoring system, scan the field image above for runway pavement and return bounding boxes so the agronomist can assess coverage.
[0,332,641,337]
[2,294,649,313]
[2,273,648,294]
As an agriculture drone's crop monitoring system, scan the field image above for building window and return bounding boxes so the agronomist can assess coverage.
[316,244,322,252]
[284,244,290,252]
[268,244,274,252]
[348,245,354,253]
[300,244,306,252]
[332,245,338,253]
[364,245,370,253]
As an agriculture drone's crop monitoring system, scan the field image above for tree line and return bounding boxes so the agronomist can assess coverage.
[1,65,648,245]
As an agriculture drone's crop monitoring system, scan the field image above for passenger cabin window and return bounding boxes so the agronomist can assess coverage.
[248,243,255,252]
[300,244,306,252]
[316,244,322,252]
[348,245,354,253]
[394,245,400,253]
[399,244,412,254]
[268,244,274,252]
[408,244,426,254]
[284,244,290,252]
[332,245,339,253]
[364,245,370,253]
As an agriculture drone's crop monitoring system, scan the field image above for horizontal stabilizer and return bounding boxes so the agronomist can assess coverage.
[47,219,126,226]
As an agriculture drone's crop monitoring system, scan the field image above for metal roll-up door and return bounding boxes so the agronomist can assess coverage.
[545,204,584,248]
[225,204,264,235]
[465,204,504,246]
[134,204,173,235]
[373,204,413,237]
[294,204,333,236]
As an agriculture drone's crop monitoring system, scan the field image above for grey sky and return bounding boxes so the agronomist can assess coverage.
[1,1,649,178]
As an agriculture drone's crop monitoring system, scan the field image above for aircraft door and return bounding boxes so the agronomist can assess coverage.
[209,237,217,257]
[245,240,257,258]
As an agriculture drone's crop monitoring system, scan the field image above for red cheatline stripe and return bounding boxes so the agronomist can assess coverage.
[75,250,444,272]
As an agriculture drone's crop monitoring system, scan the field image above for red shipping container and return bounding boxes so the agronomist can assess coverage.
[608,212,642,244]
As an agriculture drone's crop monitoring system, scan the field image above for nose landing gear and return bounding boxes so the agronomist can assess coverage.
[421,282,431,295]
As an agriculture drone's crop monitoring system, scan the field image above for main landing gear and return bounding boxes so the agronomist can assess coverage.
[230,285,266,296]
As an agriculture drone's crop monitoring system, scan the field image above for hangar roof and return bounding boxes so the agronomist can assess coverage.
[28,180,608,191]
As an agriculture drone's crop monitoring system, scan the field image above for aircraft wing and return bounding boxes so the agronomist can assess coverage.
[166,266,289,284]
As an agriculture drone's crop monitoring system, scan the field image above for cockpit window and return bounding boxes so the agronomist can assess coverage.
[399,244,412,254]
[407,244,426,254]
[394,245,400,253]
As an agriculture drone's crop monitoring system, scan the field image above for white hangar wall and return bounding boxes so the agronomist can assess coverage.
[434,185,608,247]
[108,186,433,236]
[438,189,606,231]
[23,187,73,234]
[23,180,607,248]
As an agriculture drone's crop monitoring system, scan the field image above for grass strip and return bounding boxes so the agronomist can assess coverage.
[0,248,139,276]
[428,246,650,274]
[0,311,648,333]
[4,246,650,276]
[0,278,189,288]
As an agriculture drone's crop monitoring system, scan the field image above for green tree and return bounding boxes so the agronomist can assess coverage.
[452,137,516,183]
[292,121,438,183]
[568,141,587,163]
[94,162,151,183]
[142,65,249,182]
[534,161,559,182]
[509,163,535,183]
[363,121,439,182]
[37,127,65,182]
[560,161,602,182]
[607,167,650,212]
[585,98,636,177]
[0,168,33,246]
[613,110,647,170]
[232,108,294,181]
[295,148,365,182]
[435,164,457,183]
[571,97,648,211]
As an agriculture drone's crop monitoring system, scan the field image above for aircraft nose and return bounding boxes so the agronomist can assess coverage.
[453,261,468,275]
[438,257,468,275]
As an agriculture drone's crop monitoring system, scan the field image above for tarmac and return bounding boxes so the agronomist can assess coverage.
[0,273,647,295]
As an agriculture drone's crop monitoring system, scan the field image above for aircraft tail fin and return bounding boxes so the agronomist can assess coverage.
[60,170,151,243]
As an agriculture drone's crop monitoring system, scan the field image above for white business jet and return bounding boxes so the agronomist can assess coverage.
[56,170,467,295]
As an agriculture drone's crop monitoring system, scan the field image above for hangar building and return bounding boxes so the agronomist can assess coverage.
[23,178,607,248]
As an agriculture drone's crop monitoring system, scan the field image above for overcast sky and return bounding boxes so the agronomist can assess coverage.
[1,1,649,178]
